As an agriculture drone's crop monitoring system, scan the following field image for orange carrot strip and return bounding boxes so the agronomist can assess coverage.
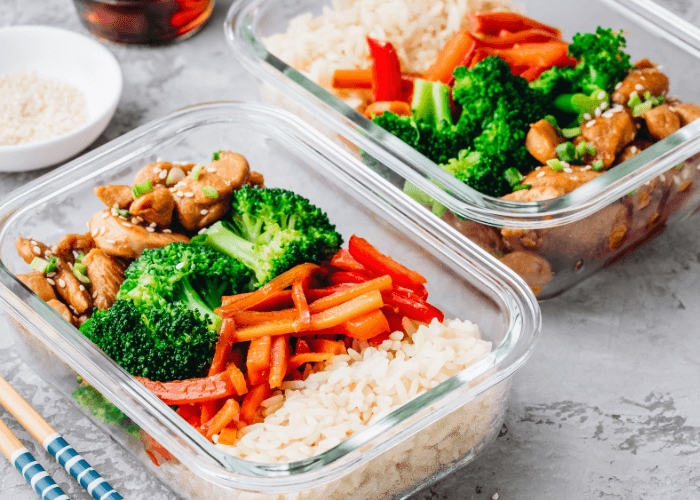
[239,382,271,425]
[363,101,412,119]
[234,309,298,325]
[176,404,201,428]
[135,374,235,406]
[292,280,311,332]
[332,68,373,89]
[217,427,238,446]
[231,291,384,342]
[269,335,290,389]
[224,361,248,396]
[343,309,391,340]
[348,235,426,287]
[309,338,346,355]
[288,352,334,370]
[423,30,478,83]
[202,318,237,422]
[202,398,240,440]
[246,336,271,385]
[308,275,392,314]
[220,290,293,310]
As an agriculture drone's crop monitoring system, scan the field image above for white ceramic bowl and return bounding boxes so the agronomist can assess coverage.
[0,25,122,172]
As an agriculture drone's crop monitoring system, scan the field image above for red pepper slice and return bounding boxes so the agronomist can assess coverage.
[520,66,548,82]
[328,271,371,285]
[468,48,493,69]
[348,235,426,288]
[473,28,561,48]
[135,374,236,406]
[394,284,429,301]
[468,11,562,38]
[382,291,444,324]
[330,249,367,272]
[489,41,569,68]
[423,30,478,84]
[366,37,403,102]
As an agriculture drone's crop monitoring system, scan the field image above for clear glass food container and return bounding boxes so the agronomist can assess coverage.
[225,0,700,298]
[0,102,540,499]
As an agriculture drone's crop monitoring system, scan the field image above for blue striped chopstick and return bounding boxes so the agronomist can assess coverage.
[0,374,123,500]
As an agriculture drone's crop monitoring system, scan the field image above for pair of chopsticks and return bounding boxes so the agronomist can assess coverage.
[0,374,124,500]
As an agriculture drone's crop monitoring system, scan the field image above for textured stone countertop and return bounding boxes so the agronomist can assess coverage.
[1,1,699,499]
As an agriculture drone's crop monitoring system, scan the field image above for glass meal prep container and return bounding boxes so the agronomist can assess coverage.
[225,0,700,298]
[0,102,540,500]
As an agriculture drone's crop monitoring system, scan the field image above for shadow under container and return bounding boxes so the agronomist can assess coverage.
[0,103,540,499]
[225,0,700,298]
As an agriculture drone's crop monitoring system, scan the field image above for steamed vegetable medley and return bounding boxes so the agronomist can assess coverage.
[330,11,700,199]
[15,151,491,461]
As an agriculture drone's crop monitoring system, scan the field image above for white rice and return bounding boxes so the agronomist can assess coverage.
[216,318,492,463]
[264,0,518,90]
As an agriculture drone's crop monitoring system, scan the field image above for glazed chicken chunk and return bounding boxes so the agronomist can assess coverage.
[642,103,680,141]
[612,67,669,105]
[501,166,601,202]
[82,249,127,310]
[525,119,565,164]
[581,111,636,169]
[94,185,133,210]
[16,272,57,302]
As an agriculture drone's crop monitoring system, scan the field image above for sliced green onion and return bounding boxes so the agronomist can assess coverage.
[504,167,524,187]
[627,93,643,108]
[74,263,88,275]
[555,142,577,162]
[675,163,684,170]
[627,189,637,197]
[584,143,597,156]
[191,164,204,181]
[633,101,653,117]
[431,200,446,217]
[132,179,154,199]
[653,95,665,106]
[561,127,581,139]
[73,263,90,284]
[592,160,605,172]
[202,186,219,199]
[644,91,652,101]
[30,256,58,274]
[512,184,532,192]
[547,159,565,172]
[543,115,562,134]
[75,252,86,265]
[212,150,223,161]
[575,141,587,158]
[116,209,131,218]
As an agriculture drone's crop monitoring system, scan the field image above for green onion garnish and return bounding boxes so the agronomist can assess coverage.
[30,256,58,274]
[191,164,203,181]
[654,96,665,106]
[627,189,637,197]
[644,91,652,101]
[73,263,90,284]
[512,184,532,192]
[75,252,85,265]
[633,101,653,117]
[547,159,565,171]
[592,160,605,172]
[116,209,131,218]
[543,115,562,134]
[555,142,577,162]
[675,163,684,170]
[584,143,597,156]
[202,186,219,199]
[74,263,88,275]
[504,167,524,187]
[132,179,154,199]
[212,151,223,162]
[627,93,643,108]
[561,127,581,139]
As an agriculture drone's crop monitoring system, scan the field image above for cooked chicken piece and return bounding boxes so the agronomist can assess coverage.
[129,186,176,228]
[612,67,669,105]
[499,252,552,297]
[525,119,564,164]
[94,185,133,210]
[16,272,57,302]
[172,151,250,231]
[634,58,657,70]
[439,211,504,257]
[615,140,653,165]
[643,103,680,141]
[82,249,127,311]
[15,238,53,264]
[47,299,77,326]
[54,232,95,263]
[54,259,93,315]
[248,171,265,188]
[671,102,700,127]
[500,185,563,203]
[134,161,196,188]
[89,210,189,259]
[581,111,636,168]
[500,166,601,204]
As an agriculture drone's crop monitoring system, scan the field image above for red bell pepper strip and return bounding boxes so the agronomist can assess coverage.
[422,30,478,84]
[473,28,561,48]
[328,271,370,285]
[295,338,311,355]
[468,11,562,38]
[468,48,493,69]
[520,66,548,82]
[489,41,569,68]
[330,249,367,272]
[305,284,355,301]
[382,291,444,324]
[366,37,403,102]
[348,235,426,288]
[135,374,236,406]
[394,284,428,301]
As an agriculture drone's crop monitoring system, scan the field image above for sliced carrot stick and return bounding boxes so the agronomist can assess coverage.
[288,352,334,370]
[309,275,392,314]
[224,361,248,396]
[363,101,412,119]
[202,398,240,440]
[305,284,355,301]
[217,427,238,446]
[292,280,311,332]
[246,336,271,385]
[269,335,290,389]
[234,309,298,325]
[201,400,221,426]
[201,318,237,422]
[136,374,235,406]
[332,68,373,89]
[490,41,569,68]
[423,30,478,83]
[221,290,293,310]
[348,235,426,287]
[239,382,271,425]
[176,404,201,428]
[309,338,346,355]
[343,309,390,340]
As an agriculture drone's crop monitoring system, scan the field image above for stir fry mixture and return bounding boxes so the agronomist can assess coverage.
[321,12,700,199]
[14,151,490,460]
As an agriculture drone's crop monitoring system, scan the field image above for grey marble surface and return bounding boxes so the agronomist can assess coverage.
[1,1,700,499]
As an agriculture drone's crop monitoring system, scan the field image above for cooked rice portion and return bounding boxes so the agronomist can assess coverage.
[263,0,517,87]
[216,318,492,463]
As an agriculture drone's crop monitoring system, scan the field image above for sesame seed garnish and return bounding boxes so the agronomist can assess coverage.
[584,165,592,170]
[102,212,110,219]
[564,167,573,173]
[79,315,87,322]
[58,279,66,288]
[70,305,78,314]
[175,262,185,270]
[100,226,106,235]
[594,107,602,117]
[640,76,646,81]
[47,278,55,286]
[92,291,98,298]
[630,91,638,99]
[198,227,207,235]
[47,272,56,278]
[163,229,172,233]
[600,101,608,110]
[660,175,666,182]
[68,262,73,270]
[537,171,545,178]
[30,240,38,245]
[121,222,132,228]
[177,191,184,197]
[159,170,168,180]
[586,120,596,128]
[561,161,570,168]
[635,83,644,91]
[493,493,499,500]
[630,146,638,153]
[583,113,592,121]
[45,251,53,257]
[597,91,606,100]
[33,245,41,254]
[73,250,80,258]
[91,228,98,237]
[135,216,143,223]
[153,166,161,173]
[149,222,157,228]
[200,209,209,215]
[146,227,155,233]
[184,192,194,198]
[106,239,116,244]
[111,208,119,216]
[615,82,622,90]
[602,111,614,119]
[207,167,216,173]
[636,123,642,129]
[79,285,86,292]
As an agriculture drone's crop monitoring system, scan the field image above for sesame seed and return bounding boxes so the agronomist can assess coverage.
[68,262,73,270]
[79,315,87,322]
[135,216,143,223]
[146,227,155,232]
[597,91,606,100]
[200,209,209,215]
[615,82,622,90]
[163,229,172,234]
[660,174,666,182]
[635,83,644,91]
[121,222,132,228]
[583,113,592,121]
[73,250,80,259]
[564,167,573,173]
[153,166,161,173]
[47,278,55,286]
[602,111,614,119]
[92,291,98,298]
[91,228,98,237]
[149,222,157,228]
[58,279,66,288]
[630,146,638,153]
[79,285,86,292]
[175,262,185,270]
[159,170,168,179]
[111,208,119,216]
[106,239,116,244]
[33,245,41,254]
[537,171,545,178]
[630,90,638,99]
[636,123,642,129]
[198,227,207,235]
[584,165,592,170]
[47,272,56,278]
[131,218,138,224]
[45,251,53,257]
[156,157,164,162]
[30,240,38,245]
[493,494,499,500]
[119,216,128,221]
[595,107,602,117]
[184,192,194,198]
[600,101,608,110]
[207,167,216,173]
[177,191,184,197]
[100,226,106,235]
[640,76,646,81]
[102,212,110,219]
[586,120,596,128]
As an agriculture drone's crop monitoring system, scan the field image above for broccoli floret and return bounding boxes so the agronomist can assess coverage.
[81,299,217,382]
[528,66,576,97]
[568,27,634,93]
[196,186,342,288]
[117,242,251,331]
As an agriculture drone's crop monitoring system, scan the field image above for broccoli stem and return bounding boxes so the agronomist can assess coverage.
[411,78,452,129]
[176,277,222,332]
[204,221,257,271]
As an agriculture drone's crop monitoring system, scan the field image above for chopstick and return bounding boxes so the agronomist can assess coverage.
[0,416,71,500]
[0,375,124,500]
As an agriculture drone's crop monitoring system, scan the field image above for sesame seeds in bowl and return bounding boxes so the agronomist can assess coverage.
[0,25,123,172]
